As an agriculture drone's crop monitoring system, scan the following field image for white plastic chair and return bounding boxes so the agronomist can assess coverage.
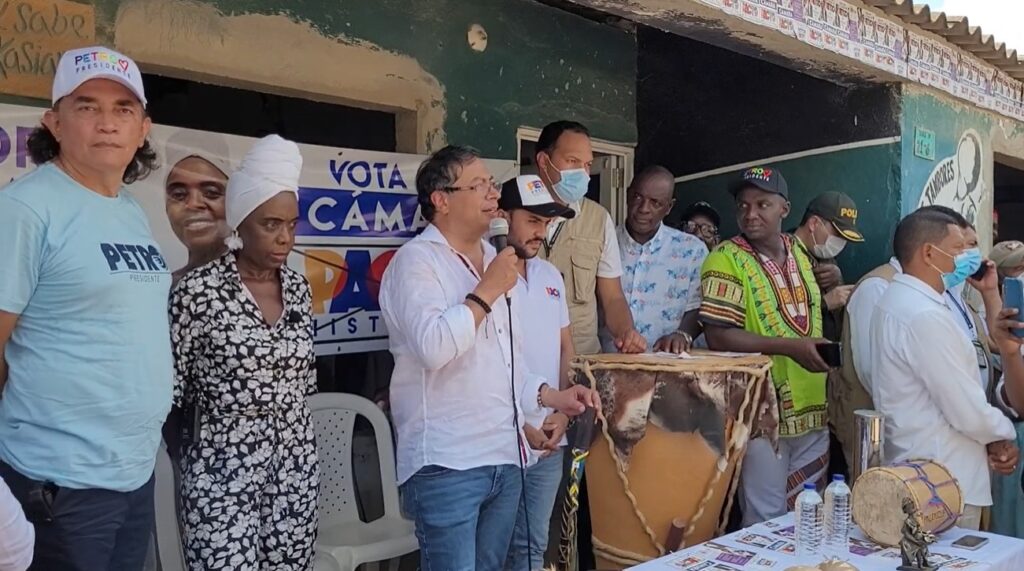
[154,439,186,571]
[309,393,418,571]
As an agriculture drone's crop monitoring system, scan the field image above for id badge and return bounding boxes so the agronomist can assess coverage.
[973,340,989,369]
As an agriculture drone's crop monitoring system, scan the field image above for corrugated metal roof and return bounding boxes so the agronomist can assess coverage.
[864,0,1024,80]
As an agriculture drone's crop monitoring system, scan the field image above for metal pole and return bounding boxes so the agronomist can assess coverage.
[852,409,885,483]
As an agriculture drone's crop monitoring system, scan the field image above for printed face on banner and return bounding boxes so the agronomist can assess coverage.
[917,129,986,228]
[0,103,514,355]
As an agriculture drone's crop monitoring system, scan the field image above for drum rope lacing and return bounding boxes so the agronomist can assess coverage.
[577,357,773,564]
[897,460,961,530]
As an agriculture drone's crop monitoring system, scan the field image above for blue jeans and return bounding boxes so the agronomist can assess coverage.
[401,464,523,571]
[506,449,565,571]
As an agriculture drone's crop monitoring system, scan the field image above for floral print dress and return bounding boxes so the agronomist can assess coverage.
[169,252,319,570]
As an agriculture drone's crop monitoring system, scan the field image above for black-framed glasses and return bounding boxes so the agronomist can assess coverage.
[443,179,500,194]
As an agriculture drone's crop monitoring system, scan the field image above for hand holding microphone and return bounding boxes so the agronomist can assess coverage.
[473,218,518,306]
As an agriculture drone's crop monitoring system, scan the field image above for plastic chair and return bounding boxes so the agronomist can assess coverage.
[309,393,418,571]
[154,439,186,571]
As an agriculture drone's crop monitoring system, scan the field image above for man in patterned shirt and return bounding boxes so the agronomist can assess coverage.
[699,166,832,526]
[600,166,708,353]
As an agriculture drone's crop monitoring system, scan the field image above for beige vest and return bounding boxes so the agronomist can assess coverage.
[830,263,897,469]
[540,198,608,355]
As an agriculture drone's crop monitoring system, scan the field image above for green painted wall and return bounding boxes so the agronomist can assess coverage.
[669,142,903,281]
[7,0,637,160]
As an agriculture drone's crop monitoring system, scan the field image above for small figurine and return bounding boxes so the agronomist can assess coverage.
[898,497,938,571]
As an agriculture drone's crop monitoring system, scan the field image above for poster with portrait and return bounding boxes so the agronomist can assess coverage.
[0,103,516,355]
[916,129,986,229]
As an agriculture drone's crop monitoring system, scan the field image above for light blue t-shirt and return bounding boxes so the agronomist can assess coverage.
[0,163,173,492]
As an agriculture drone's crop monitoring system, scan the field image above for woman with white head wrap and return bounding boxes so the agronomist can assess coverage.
[168,135,320,570]
[163,128,233,283]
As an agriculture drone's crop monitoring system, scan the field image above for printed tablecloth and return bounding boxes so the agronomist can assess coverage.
[628,513,1024,570]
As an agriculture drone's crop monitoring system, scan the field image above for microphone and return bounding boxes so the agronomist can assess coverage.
[488,217,512,307]
[489,217,509,252]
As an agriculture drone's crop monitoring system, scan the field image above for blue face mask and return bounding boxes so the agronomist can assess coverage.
[931,246,982,290]
[548,165,590,204]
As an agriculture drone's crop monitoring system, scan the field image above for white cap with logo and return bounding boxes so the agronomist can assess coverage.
[51,46,147,107]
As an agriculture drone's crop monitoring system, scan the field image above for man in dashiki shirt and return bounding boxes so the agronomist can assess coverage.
[600,166,708,354]
[699,166,832,526]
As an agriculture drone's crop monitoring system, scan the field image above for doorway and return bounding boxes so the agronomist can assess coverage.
[994,155,1024,244]
[516,126,635,223]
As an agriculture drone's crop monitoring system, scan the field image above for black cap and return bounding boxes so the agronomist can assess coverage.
[805,191,864,242]
[680,201,721,228]
[499,175,576,219]
[729,166,789,198]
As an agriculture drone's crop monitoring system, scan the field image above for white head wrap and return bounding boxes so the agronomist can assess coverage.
[224,134,303,249]
[163,128,233,184]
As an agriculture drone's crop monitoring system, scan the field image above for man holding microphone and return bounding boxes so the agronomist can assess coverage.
[380,146,597,570]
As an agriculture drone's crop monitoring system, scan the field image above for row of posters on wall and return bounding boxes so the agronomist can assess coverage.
[704,0,1024,121]
[0,103,517,355]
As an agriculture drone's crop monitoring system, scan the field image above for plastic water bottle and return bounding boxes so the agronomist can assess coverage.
[795,483,824,557]
[823,475,852,559]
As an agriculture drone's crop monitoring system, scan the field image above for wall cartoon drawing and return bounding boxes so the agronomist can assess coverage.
[917,129,986,226]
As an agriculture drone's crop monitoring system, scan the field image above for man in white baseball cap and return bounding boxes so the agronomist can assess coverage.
[0,46,170,570]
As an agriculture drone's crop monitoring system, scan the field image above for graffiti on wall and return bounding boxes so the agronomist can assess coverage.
[916,129,986,226]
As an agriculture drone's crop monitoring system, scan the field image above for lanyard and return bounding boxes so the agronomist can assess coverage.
[945,291,975,334]
[543,220,566,257]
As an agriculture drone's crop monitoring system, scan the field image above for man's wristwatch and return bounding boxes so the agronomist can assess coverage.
[674,329,693,346]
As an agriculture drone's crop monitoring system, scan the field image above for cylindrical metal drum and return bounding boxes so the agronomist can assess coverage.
[851,409,884,483]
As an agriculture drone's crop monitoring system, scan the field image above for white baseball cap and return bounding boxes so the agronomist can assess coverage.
[499,175,576,219]
[52,46,147,107]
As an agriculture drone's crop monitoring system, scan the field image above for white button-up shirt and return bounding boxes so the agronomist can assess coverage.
[848,257,901,391]
[601,224,707,352]
[0,476,32,571]
[380,225,546,484]
[870,273,1015,506]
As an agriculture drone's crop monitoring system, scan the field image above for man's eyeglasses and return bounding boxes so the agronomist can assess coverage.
[443,179,500,194]
[683,221,719,236]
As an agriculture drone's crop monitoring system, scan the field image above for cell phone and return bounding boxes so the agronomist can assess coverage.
[952,535,989,550]
[1003,277,1024,339]
[816,342,842,368]
[971,260,991,281]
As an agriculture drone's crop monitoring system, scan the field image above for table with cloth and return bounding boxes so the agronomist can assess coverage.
[627,513,1024,570]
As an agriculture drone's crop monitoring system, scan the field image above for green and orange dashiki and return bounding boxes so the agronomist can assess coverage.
[699,234,826,437]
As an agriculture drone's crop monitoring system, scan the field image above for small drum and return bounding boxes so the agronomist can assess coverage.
[571,352,777,569]
[852,459,964,547]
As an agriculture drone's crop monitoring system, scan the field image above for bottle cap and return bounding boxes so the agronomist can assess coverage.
[833,474,845,482]
[804,483,816,490]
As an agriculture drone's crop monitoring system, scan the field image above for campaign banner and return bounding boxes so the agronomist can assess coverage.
[0,103,516,355]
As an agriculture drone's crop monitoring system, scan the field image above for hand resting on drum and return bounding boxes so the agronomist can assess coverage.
[540,384,601,417]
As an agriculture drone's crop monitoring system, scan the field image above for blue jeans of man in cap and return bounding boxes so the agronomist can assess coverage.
[505,449,565,570]
[401,464,522,571]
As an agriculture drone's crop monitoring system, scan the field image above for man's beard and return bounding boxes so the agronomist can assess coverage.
[511,239,542,259]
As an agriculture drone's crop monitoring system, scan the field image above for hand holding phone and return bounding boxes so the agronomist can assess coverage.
[815,342,842,368]
[1003,277,1024,339]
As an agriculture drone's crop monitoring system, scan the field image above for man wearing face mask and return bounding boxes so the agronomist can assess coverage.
[534,120,645,355]
[870,208,1017,531]
[790,192,862,342]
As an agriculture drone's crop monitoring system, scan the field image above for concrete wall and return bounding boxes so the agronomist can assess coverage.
[901,85,1024,252]
[1,0,638,158]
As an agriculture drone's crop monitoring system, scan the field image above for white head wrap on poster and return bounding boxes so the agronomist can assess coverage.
[224,134,303,249]
[163,129,234,183]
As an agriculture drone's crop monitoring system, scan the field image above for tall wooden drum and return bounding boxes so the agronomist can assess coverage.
[573,352,777,569]
[852,459,964,547]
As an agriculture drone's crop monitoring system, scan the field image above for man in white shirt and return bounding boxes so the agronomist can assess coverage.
[835,206,989,468]
[380,146,597,570]
[600,165,707,354]
[497,174,577,571]
[0,476,32,571]
[534,121,645,355]
[870,208,1018,530]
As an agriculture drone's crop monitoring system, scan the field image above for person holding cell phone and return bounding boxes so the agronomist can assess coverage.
[870,208,1017,531]
[699,167,832,526]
